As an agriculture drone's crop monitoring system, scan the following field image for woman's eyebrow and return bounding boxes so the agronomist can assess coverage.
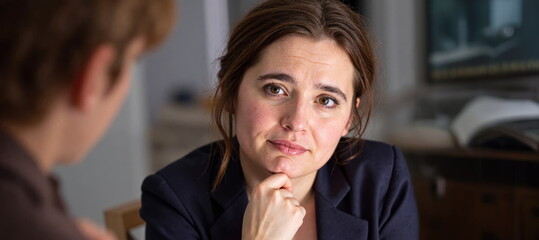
[257,73,347,101]
[316,83,347,101]
[256,73,295,83]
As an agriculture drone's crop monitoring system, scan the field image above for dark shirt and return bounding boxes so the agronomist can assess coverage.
[0,128,86,239]
[141,139,419,240]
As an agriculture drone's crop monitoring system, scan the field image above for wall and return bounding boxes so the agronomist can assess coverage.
[144,0,229,122]
[361,0,422,141]
[204,0,230,88]
[228,0,262,25]
[144,0,208,121]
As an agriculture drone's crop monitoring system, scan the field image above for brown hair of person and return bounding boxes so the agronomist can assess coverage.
[212,0,376,190]
[0,0,175,125]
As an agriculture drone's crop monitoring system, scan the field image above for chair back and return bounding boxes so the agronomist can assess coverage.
[104,200,144,240]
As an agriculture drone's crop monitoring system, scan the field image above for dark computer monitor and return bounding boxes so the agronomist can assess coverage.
[426,0,539,84]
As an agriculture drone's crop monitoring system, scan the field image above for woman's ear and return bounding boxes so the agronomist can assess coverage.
[70,44,116,112]
[342,98,361,136]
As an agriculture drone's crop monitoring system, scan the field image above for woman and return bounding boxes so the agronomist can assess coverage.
[141,0,418,239]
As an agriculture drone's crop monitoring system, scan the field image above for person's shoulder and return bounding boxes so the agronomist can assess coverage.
[337,138,404,179]
[359,139,400,163]
[338,138,400,162]
[0,181,38,230]
[0,179,86,239]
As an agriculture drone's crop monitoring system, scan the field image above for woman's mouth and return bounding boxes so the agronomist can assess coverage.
[269,140,307,155]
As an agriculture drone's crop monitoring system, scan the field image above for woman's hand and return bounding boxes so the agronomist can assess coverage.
[242,173,306,240]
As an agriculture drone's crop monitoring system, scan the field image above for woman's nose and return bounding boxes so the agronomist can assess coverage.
[280,99,308,132]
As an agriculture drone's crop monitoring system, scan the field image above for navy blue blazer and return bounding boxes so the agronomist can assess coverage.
[141,139,418,239]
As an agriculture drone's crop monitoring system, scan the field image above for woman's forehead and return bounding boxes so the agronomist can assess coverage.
[262,35,349,61]
[251,35,355,91]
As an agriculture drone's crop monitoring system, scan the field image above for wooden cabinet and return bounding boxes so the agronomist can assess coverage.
[517,188,539,240]
[406,149,539,240]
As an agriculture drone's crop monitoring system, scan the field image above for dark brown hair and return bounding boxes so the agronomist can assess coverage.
[212,0,376,189]
[0,0,175,124]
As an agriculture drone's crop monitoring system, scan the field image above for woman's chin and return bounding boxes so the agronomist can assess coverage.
[268,157,293,174]
[266,168,301,180]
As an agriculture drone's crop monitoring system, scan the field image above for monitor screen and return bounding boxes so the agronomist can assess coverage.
[427,0,539,83]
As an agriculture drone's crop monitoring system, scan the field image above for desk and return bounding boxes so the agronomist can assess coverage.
[405,149,539,240]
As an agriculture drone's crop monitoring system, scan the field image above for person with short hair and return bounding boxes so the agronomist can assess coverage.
[0,0,175,239]
[141,0,419,239]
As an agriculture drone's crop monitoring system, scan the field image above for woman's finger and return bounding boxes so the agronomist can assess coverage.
[286,197,300,207]
[275,188,293,198]
[259,173,293,192]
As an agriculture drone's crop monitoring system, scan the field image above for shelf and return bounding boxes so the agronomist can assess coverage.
[404,148,539,162]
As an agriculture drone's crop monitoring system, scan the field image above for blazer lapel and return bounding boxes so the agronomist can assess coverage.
[315,162,369,240]
[209,158,248,239]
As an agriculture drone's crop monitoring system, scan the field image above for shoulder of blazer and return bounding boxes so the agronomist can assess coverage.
[154,141,220,194]
[335,139,402,194]
[338,139,397,174]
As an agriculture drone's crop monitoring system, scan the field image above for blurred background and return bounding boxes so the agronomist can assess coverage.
[55,0,539,239]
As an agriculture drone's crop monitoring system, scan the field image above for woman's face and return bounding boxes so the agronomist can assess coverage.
[235,35,356,182]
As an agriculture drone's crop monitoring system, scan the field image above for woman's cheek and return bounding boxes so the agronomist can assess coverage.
[239,102,275,136]
[313,119,348,146]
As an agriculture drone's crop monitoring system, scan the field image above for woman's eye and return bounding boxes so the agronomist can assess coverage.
[264,84,285,95]
[317,96,337,107]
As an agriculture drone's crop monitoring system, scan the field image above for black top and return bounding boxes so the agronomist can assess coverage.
[141,139,419,240]
[0,128,86,239]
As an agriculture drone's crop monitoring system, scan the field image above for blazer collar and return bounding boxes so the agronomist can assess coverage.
[314,161,369,239]
[209,143,247,239]
[209,157,246,210]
